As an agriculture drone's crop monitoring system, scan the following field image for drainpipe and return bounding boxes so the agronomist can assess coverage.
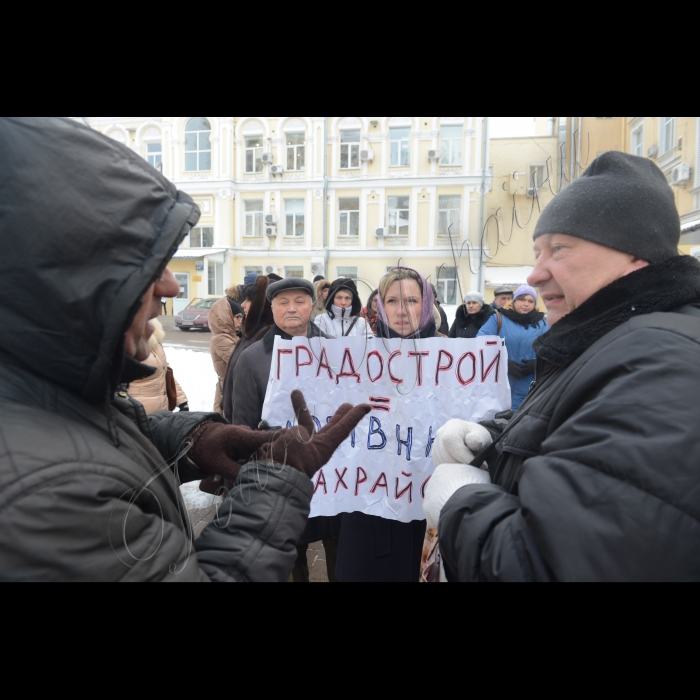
[323,117,330,278]
[570,116,577,183]
[577,116,583,178]
[477,116,489,294]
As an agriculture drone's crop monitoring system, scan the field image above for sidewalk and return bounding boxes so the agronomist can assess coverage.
[182,483,331,583]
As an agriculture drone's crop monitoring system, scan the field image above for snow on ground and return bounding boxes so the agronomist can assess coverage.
[180,480,222,511]
[164,347,218,414]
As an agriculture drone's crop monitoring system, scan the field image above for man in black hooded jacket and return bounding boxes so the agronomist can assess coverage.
[0,117,368,582]
[429,152,700,582]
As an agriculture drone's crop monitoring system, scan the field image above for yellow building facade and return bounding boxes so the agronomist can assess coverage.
[87,117,492,311]
[560,117,700,255]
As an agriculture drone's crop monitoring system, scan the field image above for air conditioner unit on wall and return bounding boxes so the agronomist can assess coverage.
[671,163,692,187]
[266,226,277,238]
[265,265,279,276]
[376,228,387,238]
[648,144,659,159]
[360,149,374,162]
[270,165,284,176]
[428,149,440,160]
[261,153,274,164]
[265,215,278,226]
[526,187,539,199]
[311,260,326,278]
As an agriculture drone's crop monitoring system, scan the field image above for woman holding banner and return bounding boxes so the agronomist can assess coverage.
[336,267,434,583]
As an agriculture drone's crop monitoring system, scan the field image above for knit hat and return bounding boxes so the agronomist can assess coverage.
[534,151,681,263]
[244,272,259,286]
[514,285,537,302]
[266,278,316,303]
[464,292,485,306]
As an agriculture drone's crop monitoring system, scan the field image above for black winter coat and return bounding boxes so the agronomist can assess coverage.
[440,258,700,582]
[449,306,495,339]
[0,117,312,582]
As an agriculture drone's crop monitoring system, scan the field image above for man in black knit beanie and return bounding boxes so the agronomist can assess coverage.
[429,151,700,582]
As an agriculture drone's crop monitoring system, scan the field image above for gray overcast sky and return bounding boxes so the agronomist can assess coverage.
[490,117,537,138]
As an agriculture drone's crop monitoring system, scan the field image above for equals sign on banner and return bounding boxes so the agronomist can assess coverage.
[370,397,391,413]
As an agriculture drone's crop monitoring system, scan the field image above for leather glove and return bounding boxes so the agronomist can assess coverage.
[508,360,524,380]
[256,391,371,479]
[424,464,492,531]
[178,403,190,412]
[518,360,536,377]
[189,391,370,482]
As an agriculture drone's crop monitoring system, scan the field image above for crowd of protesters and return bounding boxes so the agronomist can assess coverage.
[2,118,700,583]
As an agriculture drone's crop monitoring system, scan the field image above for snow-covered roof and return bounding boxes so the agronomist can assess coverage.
[484,266,534,288]
[682,219,700,234]
[172,248,227,260]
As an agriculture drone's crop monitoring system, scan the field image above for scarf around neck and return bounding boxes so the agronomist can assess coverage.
[499,308,546,330]
[534,256,700,368]
[376,318,437,340]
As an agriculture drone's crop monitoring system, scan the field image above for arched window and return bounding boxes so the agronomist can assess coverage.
[185,117,212,172]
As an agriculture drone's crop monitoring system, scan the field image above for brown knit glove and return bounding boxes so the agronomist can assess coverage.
[190,391,371,482]
[256,391,371,478]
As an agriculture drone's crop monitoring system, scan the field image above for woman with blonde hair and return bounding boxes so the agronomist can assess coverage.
[336,266,434,583]
[477,284,548,410]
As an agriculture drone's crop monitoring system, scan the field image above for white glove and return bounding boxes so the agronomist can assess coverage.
[432,420,493,468]
[424,464,492,531]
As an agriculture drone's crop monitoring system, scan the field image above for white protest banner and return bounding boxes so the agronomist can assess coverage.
[261,336,511,524]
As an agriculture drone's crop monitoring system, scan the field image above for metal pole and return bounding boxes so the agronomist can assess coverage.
[477,116,489,294]
[323,117,330,277]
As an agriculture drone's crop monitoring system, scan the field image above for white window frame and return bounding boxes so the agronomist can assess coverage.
[285,132,306,172]
[632,124,645,157]
[438,195,462,237]
[529,164,546,191]
[245,136,264,174]
[189,226,214,248]
[440,126,463,166]
[146,142,163,169]
[662,117,676,155]
[185,119,212,172]
[339,197,360,238]
[435,266,459,305]
[390,127,411,167]
[285,199,306,238]
[340,130,361,170]
[387,196,410,237]
[285,266,305,278]
[337,267,358,280]
[244,200,264,238]
[208,262,224,296]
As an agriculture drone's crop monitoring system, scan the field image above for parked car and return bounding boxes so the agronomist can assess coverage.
[174,298,221,332]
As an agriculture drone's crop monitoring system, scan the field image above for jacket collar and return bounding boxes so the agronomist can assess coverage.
[535,256,700,368]
[262,323,326,352]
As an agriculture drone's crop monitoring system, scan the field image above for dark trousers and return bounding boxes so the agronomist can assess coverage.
[292,540,340,583]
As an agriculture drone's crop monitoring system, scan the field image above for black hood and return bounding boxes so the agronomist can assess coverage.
[0,117,201,404]
[326,278,362,318]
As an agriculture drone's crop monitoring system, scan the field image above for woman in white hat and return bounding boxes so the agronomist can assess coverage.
[449,292,495,339]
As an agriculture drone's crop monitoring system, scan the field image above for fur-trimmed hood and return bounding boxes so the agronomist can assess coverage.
[149,318,166,349]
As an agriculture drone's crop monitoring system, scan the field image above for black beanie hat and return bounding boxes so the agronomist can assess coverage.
[534,151,681,263]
